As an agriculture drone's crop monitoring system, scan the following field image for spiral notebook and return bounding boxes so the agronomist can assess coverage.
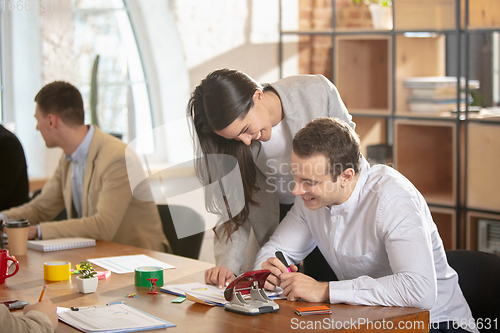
[28,237,96,252]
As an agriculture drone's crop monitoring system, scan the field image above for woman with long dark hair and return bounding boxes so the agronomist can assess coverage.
[188,68,354,288]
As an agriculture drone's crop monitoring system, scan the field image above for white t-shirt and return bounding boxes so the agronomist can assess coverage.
[260,120,295,204]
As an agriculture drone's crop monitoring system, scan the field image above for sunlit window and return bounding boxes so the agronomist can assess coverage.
[72,0,154,152]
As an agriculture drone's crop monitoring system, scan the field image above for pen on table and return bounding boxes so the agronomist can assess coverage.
[38,285,46,302]
[70,301,125,311]
[275,251,292,272]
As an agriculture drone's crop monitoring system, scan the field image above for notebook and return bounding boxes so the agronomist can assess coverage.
[28,237,96,252]
[57,302,175,332]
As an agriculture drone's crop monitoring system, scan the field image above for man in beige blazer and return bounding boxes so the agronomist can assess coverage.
[0,81,169,252]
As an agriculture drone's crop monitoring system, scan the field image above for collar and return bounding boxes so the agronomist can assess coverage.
[64,125,95,164]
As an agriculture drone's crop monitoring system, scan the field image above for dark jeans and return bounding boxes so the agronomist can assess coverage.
[279,203,338,282]
[429,321,471,333]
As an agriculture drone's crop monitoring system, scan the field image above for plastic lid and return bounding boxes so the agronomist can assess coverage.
[6,219,30,228]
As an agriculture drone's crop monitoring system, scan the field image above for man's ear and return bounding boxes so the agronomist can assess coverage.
[47,114,58,129]
[340,168,355,187]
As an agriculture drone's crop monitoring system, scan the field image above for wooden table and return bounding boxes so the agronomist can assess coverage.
[0,241,429,332]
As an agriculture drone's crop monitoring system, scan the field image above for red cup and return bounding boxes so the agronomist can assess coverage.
[0,249,19,284]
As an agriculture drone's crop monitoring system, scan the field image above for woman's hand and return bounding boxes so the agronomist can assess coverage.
[204,266,236,289]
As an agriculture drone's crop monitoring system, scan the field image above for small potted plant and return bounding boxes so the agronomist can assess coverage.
[75,261,98,294]
[353,0,392,30]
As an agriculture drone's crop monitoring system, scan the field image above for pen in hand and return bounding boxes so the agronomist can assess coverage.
[38,285,46,302]
[275,251,292,273]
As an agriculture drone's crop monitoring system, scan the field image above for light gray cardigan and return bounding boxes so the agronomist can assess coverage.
[213,74,355,275]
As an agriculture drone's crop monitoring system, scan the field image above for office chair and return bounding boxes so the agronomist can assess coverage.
[157,204,205,260]
[446,250,500,331]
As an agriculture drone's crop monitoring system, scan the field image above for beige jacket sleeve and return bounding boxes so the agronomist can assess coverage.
[1,305,54,333]
[39,150,133,241]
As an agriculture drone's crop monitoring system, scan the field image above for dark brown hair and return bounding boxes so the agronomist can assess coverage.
[187,69,262,240]
[293,117,360,180]
[34,81,84,126]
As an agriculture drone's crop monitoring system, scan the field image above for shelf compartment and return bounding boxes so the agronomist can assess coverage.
[467,123,500,211]
[335,1,391,31]
[464,0,500,29]
[335,35,391,115]
[353,116,388,164]
[466,211,500,251]
[430,207,456,250]
[394,0,456,31]
[395,120,456,206]
[395,34,447,117]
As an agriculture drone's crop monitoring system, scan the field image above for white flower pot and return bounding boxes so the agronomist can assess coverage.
[76,276,98,294]
[369,4,393,30]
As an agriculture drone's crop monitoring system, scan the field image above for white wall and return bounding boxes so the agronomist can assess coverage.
[174,0,281,90]
[2,9,48,179]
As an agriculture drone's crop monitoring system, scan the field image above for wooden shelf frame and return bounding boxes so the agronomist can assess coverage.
[431,206,457,250]
[466,211,500,250]
[335,35,392,116]
[394,120,457,206]
[278,0,500,251]
[466,122,500,211]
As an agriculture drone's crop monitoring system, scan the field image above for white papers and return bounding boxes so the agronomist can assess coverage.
[57,303,175,333]
[161,282,283,306]
[88,255,175,274]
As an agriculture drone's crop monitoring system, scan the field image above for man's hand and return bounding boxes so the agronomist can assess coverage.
[204,266,236,289]
[280,272,329,303]
[28,226,38,239]
[23,299,59,330]
[262,256,298,291]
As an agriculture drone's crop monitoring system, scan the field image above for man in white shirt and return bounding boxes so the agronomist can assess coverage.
[255,117,477,333]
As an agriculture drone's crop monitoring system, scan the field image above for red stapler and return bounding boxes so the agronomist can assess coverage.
[223,270,279,316]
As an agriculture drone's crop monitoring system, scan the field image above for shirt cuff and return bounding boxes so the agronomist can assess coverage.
[37,225,42,239]
[329,280,354,304]
[0,212,9,223]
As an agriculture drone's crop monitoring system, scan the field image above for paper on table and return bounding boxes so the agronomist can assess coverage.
[57,303,175,333]
[88,254,175,274]
[161,282,284,306]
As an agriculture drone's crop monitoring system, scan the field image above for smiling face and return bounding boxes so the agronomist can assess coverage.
[291,151,357,210]
[291,151,340,210]
[214,90,273,145]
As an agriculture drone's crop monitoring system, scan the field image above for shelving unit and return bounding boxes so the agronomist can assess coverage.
[394,120,456,206]
[278,0,500,251]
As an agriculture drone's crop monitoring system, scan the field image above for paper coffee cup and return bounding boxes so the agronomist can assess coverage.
[5,219,30,256]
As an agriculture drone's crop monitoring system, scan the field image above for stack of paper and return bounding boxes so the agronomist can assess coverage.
[161,282,283,306]
[403,77,479,113]
[88,255,175,274]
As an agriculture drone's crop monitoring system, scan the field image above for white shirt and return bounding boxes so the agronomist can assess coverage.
[254,157,477,332]
[260,120,295,204]
[64,125,94,218]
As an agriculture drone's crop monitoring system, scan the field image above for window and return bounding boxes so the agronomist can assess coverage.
[72,0,154,152]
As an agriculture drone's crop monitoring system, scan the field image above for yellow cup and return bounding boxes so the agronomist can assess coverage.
[44,261,71,281]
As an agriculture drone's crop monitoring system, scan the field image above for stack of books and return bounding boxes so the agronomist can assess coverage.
[404,77,479,113]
